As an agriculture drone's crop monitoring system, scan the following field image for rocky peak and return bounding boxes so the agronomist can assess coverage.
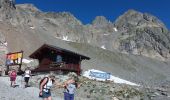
[0,0,17,22]
[57,12,82,25]
[113,9,170,60]
[16,4,40,13]
[143,13,167,28]
[114,9,143,30]
[115,9,168,30]
[42,12,82,26]
[92,16,112,27]
[0,1,169,62]
[0,0,15,9]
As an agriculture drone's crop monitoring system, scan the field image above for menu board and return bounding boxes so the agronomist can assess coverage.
[6,51,23,66]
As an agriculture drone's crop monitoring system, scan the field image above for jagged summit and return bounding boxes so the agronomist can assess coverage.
[16,4,40,12]
[113,9,170,60]
[115,9,167,30]
[92,16,111,25]
[0,0,17,23]
[0,0,16,9]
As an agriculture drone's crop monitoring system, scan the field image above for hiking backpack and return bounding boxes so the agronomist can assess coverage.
[39,77,49,89]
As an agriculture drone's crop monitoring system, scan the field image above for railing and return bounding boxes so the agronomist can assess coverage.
[64,64,79,70]
[33,63,80,72]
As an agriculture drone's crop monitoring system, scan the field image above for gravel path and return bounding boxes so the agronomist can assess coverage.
[0,76,62,100]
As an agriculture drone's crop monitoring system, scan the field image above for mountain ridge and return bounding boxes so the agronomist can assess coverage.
[0,1,170,61]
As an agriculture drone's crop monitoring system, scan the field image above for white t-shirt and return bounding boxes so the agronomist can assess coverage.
[43,79,53,92]
[24,70,31,77]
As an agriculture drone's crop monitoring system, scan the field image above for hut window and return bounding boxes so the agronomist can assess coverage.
[56,55,62,63]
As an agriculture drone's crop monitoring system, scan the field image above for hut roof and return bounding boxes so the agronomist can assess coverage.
[29,43,90,60]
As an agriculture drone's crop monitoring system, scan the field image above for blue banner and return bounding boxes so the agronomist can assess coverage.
[89,71,110,79]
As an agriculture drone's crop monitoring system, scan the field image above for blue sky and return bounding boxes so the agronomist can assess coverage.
[16,0,170,29]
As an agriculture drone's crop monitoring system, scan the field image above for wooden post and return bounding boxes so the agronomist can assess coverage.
[78,56,82,75]
[6,53,9,75]
[6,65,9,75]
[18,64,22,72]
[18,50,23,72]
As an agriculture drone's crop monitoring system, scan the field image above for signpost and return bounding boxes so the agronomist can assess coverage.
[6,51,23,74]
[89,71,110,80]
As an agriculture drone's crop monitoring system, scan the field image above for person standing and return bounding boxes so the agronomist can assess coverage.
[63,76,81,100]
[8,69,17,87]
[24,67,31,88]
[39,75,57,100]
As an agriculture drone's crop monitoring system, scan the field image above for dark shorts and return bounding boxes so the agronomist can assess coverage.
[64,92,74,100]
[24,77,30,83]
[10,77,16,81]
[42,91,51,98]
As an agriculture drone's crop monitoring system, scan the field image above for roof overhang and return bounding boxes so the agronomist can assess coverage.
[29,44,90,60]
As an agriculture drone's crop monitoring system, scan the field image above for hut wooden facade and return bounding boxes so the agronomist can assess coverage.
[29,44,90,75]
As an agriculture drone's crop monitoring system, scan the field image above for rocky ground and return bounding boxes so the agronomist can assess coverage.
[0,76,62,100]
[30,74,170,100]
[0,74,170,100]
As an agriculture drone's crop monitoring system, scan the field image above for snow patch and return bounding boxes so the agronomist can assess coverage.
[30,27,35,29]
[0,41,7,46]
[4,42,7,46]
[83,69,139,86]
[22,59,33,64]
[56,36,73,42]
[113,27,118,32]
[104,34,109,35]
[62,36,71,41]
[101,45,106,49]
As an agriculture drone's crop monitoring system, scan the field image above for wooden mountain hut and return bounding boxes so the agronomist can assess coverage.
[29,44,90,75]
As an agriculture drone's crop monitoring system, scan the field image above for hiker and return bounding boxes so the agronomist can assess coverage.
[24,67,31,88]
[63,76,82,100]
[39,75,57,100]
[8,69,17,87]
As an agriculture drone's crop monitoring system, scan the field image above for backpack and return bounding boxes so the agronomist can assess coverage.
[39,77,49,89]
